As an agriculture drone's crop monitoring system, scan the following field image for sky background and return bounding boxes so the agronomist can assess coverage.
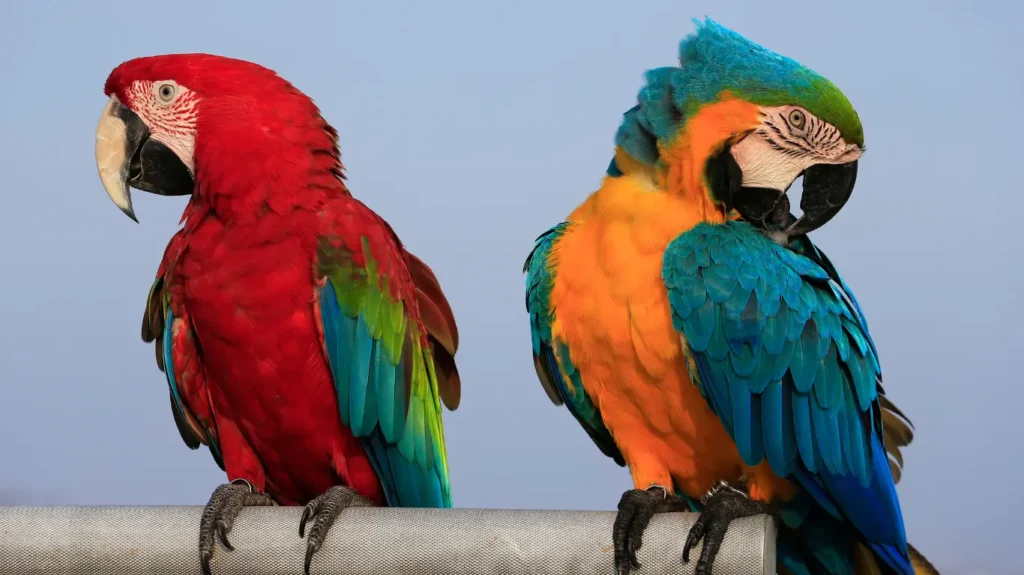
[0,0,1020,572]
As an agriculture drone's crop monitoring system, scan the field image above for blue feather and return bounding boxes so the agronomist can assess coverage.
[318,279,450,509]
[693,355,733,432]
[805,434,911,574]
[606,157,624,177]
[374,350,401,442]
[162,310,185,419]
[663,221,910,574]
[763,313,786,355]
[813,403,844,474]
[790,327,818,393]
[614,106,659,166]
[160,308,223,466]
[347,317,374,434]
[730,372,754,461]
[703,265,736,303]
[761,381,788,472]
[319,285,353,425]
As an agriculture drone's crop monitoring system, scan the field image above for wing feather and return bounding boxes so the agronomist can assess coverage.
[663,221,910,573]
[315,213,456,508]
[141,233,224,470]
[524,224,625,466]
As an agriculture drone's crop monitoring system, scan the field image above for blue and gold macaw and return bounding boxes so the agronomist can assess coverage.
[524,19,938,575]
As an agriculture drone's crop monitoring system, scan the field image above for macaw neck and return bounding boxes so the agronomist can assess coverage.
[568,173,726,237]
[661,169,724,221]
[192,122,350,224]
[607,152,724,222]
[660,94,762,216]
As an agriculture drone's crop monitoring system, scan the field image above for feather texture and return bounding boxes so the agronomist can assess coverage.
[784,234,916,486]
[524,224,625,466]
[663,221,911,575]
[316,234,452,508]
[141,232,225,471]
[403,249,461,411]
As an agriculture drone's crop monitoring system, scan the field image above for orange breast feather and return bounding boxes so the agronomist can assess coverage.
[549,172,796,503]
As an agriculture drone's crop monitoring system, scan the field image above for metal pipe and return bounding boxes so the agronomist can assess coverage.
[0,506,775,575]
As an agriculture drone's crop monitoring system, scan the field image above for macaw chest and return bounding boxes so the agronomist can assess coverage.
[175,218,324,385]
[548,217,746,492]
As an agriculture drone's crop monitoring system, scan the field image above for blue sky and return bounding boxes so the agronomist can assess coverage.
[0,0,1020,572]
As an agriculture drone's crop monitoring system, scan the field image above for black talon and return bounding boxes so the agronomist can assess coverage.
[298,503,314,538]
[216,520,233,550]
[682,481,773,575]
[612,485,689,575]
[198,480,276,575]
[299,485,374,575]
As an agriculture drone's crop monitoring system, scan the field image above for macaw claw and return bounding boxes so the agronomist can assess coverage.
[299,485,375,575]
[612,485,690,575]
[198,479,276,575]
[682,481,773,575]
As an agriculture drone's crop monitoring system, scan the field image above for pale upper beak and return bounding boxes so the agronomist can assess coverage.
[94,97,194,222]
[95,97,138,221]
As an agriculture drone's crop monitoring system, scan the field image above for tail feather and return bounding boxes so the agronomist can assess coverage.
[878,394,914,484]
[853,543,884,575]
[850,542,940,575]
[908,543,941,575]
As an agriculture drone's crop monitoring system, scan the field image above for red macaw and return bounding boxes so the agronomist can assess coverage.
[95,54,461,575]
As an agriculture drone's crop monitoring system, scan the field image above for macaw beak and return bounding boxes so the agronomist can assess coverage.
[781,160,858,238]
[94,97,193,222]
[706,145,859,242]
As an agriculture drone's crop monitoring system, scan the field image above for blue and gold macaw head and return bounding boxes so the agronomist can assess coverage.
[610,19,864,241]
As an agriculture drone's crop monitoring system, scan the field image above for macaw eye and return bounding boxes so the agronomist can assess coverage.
[787,109,806,130]
[158,83,177,103]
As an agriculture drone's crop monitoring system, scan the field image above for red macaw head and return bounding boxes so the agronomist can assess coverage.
[95,53,343,222]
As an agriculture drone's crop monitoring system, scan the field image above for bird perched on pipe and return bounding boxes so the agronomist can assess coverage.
[95,53,462,575]
[523,19,938,575]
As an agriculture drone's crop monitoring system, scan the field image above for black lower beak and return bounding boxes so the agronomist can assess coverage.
[118,107,193,199]
[705,147,791,228]
[706,146,859,241]
[780,160,858,238]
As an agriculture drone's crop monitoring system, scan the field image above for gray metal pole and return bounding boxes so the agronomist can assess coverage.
[0,506,775,575]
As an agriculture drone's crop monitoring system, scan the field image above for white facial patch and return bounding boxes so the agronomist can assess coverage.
[124,80,199,174]
[729,134,812,191]
[150,131,196,174]
[730,105,862,191]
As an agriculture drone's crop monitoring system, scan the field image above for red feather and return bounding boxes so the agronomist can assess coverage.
[404,249,461,410]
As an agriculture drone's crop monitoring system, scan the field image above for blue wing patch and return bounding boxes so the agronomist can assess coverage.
[524,224,625,466]
[663,221,910,575]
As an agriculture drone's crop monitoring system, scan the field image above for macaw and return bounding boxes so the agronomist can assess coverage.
[94,54,462,575]
[524,20,939,575]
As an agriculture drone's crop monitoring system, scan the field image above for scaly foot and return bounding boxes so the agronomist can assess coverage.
[299,485,375,575]
[682,481,774,575]
[612,485,690,575]
[199,479,276,575]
